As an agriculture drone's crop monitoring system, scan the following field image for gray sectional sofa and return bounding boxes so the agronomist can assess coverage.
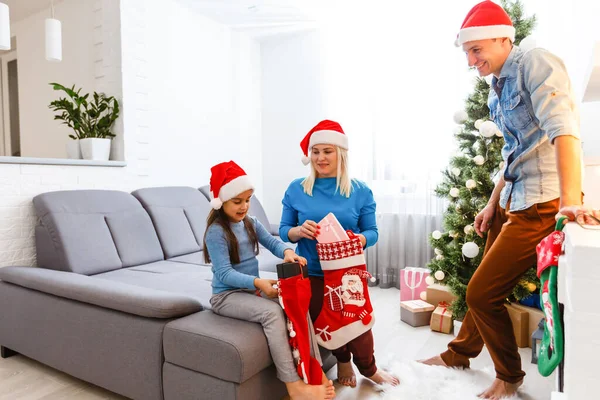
[0,186,333,400]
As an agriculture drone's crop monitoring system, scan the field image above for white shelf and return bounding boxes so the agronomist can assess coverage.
[0,156,126,167]
[582,41,600,103]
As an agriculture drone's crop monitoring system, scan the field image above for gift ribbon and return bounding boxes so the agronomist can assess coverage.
[404,268,427,299]
[316,326,332,341]
[320,220,342,241]
[324,285,343,310]
[437,302,449,332]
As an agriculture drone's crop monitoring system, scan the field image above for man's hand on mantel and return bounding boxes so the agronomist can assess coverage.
[556,205,600,225]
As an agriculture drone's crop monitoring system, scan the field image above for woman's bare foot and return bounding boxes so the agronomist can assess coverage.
[477,378,523,399]
[286,379,335,400]
[368,368,400,386]
[336,361,356,388]
[417,355,448,367]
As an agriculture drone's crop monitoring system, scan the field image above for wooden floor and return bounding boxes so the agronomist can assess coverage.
[0,287,554,399]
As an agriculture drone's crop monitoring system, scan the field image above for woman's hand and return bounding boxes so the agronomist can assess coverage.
[357,234,367,247]
[291,220,320,241]
[283,249,307,266]
[254,278,278,298]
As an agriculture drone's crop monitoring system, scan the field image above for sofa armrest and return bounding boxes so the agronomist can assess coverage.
[0,266,202,319]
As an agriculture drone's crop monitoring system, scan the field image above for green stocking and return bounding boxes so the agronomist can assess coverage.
[535,217,566,377]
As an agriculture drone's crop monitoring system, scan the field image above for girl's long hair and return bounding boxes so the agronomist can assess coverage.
[203,208,259,264]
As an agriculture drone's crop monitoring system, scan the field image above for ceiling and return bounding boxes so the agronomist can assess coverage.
[2,0,64,23]
[176,0,319,38]
[1,0,318,39]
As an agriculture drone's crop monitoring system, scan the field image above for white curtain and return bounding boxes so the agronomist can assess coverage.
[310,0,482,287]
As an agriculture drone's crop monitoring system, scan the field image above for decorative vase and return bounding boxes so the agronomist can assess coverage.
[80,138,111,161]
[66,139,81,159]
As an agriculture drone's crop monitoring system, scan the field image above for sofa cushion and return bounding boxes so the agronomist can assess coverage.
[33,190,164,275]
[163,311,274,384]
[256,248,284,273]
[169,251,207,265]
[94,261,214,308]
[132,187,212,259]
[0,266,202,318]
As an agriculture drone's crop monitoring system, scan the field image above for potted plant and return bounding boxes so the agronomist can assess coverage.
[48,83,120,161]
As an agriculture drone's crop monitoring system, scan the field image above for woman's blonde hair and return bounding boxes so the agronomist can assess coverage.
[301,146,353,198]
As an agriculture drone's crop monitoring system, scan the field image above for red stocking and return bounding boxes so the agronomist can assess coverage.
[278,274,322,385]
[314,232,376,350]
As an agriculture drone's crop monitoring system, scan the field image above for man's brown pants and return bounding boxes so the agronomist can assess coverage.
[441,198,559,383]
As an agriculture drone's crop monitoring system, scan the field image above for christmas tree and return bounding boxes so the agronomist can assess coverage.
[427,0,537,320]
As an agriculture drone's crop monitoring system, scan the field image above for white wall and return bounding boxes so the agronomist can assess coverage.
[260,30,328,224]
[126,0,261,190]
[234,34,264,201]
[12,0,97,159]
[523,0,600,158]
[571,0,600,160]
[0,0,261,268]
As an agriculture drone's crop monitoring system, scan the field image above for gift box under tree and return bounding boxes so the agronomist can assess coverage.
[400,267,430,302]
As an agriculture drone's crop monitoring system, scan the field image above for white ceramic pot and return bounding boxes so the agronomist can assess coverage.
[66,139,81,159]
[80,138,111,161]
[453,320,463,337]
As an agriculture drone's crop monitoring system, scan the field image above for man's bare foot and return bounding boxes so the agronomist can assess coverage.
[368,368,400,386]
[286,379,335,400]
[418,355,448,367]
[336,361,356,388]
[478,378,523,399]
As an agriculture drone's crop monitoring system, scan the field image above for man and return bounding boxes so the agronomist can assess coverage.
[420,1,599,399]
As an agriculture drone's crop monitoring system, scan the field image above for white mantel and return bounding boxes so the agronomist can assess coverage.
[557,223,600,399]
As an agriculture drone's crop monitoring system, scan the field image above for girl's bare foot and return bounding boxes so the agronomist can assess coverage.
[287,379,334,400]
[368,368,400,386]
[286,377,336,400]
[321,371,336,399]
[336,361,356,388]
[418,355,448,367]
[478,378,523,399]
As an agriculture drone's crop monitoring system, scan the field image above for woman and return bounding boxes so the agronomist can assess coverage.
[279,119,399,387]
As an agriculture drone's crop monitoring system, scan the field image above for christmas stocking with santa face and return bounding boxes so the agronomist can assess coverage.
[277,268,322,385]
[535,217,566,377]
[314,231,376,350]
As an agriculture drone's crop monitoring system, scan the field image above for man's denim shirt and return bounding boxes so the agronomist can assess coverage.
[489,46,579,212]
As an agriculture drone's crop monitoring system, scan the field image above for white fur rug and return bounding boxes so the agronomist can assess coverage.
[378,361,521,400]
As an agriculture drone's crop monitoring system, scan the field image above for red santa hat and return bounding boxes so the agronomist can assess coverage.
[455,1,515,47]
[300,120,348,165]
[209,161,254,210]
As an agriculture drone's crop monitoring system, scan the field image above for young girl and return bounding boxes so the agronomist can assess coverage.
[203,160,335,400]
[279,120,400,388]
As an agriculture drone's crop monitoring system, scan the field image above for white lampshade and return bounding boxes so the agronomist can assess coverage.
[45,18,62,62]
[0,3,10,51]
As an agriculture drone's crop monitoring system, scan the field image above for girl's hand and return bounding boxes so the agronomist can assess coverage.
[254,278,278,298]
[295,220,320,240]
[283,249,307,266]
